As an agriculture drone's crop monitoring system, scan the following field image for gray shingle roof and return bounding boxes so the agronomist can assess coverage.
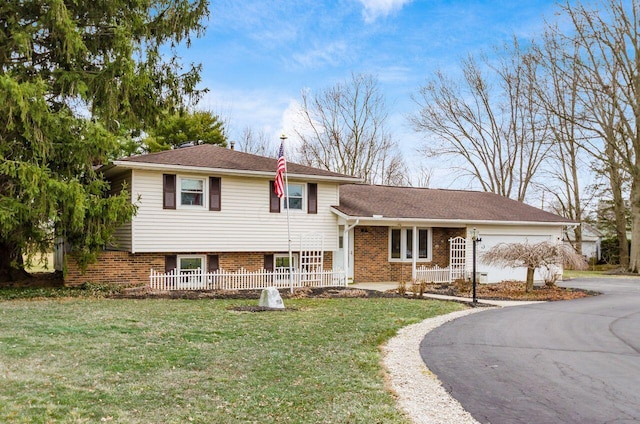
[116,144,360,181]
[335,184,573,224]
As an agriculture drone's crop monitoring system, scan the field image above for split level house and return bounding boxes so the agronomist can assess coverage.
[64,144,576,288]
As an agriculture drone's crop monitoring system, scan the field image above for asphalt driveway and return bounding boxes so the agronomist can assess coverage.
[420,277,640,424]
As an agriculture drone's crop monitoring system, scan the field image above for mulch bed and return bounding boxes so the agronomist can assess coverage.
[2,273,597,303]
[420,280,598,301]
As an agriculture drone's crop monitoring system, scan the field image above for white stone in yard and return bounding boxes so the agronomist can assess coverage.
[259,287,285,309]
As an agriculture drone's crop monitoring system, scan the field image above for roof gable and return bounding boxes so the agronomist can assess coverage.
[335,184,574,224]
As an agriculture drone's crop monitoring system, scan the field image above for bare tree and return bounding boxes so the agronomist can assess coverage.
[411,40,552,202]
[482,241,587,292]
[294,73,408,185]
[548,0,639,271]
[409,164,433,188]
[531,32,591,254]
[235,127,275,157]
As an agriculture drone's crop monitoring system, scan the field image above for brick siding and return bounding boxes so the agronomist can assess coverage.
[65,250,335,286]
[65,251,164,286]
[352,226,466,283]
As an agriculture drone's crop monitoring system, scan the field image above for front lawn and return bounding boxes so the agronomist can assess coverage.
[0,296,464,423]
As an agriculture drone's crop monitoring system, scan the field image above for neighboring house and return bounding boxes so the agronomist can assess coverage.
[64,144,576,286]
[565,223,602,261]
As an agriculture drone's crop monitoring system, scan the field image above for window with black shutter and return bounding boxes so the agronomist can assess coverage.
[269,181,280,213]
[165,255,177,272]
[209,177,221,211]
[207,254,219,272]
[163,174,176,209]
[264,254,274,271]
[307,183,317,214]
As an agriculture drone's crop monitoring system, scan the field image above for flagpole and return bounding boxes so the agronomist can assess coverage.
[280,134,294,294]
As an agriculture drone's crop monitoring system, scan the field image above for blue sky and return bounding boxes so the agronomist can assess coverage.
[186,0,562,188]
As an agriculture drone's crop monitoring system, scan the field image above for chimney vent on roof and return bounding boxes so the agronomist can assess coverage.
[230,141,235,150]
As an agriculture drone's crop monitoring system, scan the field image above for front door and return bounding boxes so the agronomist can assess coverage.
[335,227,354,282]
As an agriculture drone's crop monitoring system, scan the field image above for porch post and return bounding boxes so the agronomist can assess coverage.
[412,225,417,280]
[343,219,359,284]
[343,229,349,283]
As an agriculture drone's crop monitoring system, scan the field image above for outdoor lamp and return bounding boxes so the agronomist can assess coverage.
[471,228,482,304]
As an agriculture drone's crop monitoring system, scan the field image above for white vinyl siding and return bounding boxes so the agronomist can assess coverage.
[107,170,132,251]
[130,170,340,252]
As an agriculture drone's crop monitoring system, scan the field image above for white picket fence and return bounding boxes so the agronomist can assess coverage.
[415,265,466,283]
[149,268,347,291]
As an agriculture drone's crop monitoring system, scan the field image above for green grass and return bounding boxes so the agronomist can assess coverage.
[0,296,464,423]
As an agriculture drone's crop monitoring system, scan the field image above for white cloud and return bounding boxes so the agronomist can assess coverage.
[357,0,413,23]
[289,41,349,70]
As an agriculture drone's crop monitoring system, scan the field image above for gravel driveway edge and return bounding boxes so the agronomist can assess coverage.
[382,308,486,424]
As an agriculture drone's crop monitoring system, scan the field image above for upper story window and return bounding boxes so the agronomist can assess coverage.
[180,177,205,207]
[164,174,221,211]
[389,228,432,262]
[285,183,304,210]
[269,181,317,214]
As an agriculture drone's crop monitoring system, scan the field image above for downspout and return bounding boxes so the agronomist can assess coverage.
[343,219,359,284]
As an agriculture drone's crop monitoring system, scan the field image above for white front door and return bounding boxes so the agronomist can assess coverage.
[335,227,354,282]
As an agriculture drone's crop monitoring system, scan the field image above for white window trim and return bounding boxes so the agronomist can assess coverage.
[177,254,206,273]
[275,253,299,270]
[282,183,305,212]
[388,227,432,262]
[178,176,206,209]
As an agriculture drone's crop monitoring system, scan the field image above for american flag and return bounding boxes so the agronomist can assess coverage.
[274,141,286,198]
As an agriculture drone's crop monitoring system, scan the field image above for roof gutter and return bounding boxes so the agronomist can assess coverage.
[329,208,575,227]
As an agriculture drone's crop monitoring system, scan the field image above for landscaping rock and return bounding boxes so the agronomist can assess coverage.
[258,287,285,309]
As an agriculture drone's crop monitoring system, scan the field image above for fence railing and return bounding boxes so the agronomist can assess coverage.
[415,265,466,283]
[149,268,347,291]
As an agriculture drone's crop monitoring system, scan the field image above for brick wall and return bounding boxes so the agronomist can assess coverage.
[65,250,336,286]
[352,226,466,283]
[353,226,390,282]
[65,251,164,286]
[432,228,466,266]
[218,252,266,271]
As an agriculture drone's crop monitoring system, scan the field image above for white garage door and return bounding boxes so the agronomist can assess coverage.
[475,234,557,283]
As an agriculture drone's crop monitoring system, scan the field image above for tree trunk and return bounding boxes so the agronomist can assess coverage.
[607,142,630,269]
[525,267,535,293]
[0,242,30,283]
[628,180,640,272]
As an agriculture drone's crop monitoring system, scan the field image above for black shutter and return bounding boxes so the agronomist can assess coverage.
[163,174,176,209]
[165,255,177,273]
[209,177,221,211]
[207,255,219,272]
[307,183,317,214]
[269,181,280,213]
[264,254,274,271]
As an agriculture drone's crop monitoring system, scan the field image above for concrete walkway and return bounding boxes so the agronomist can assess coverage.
[350,282,543,307]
